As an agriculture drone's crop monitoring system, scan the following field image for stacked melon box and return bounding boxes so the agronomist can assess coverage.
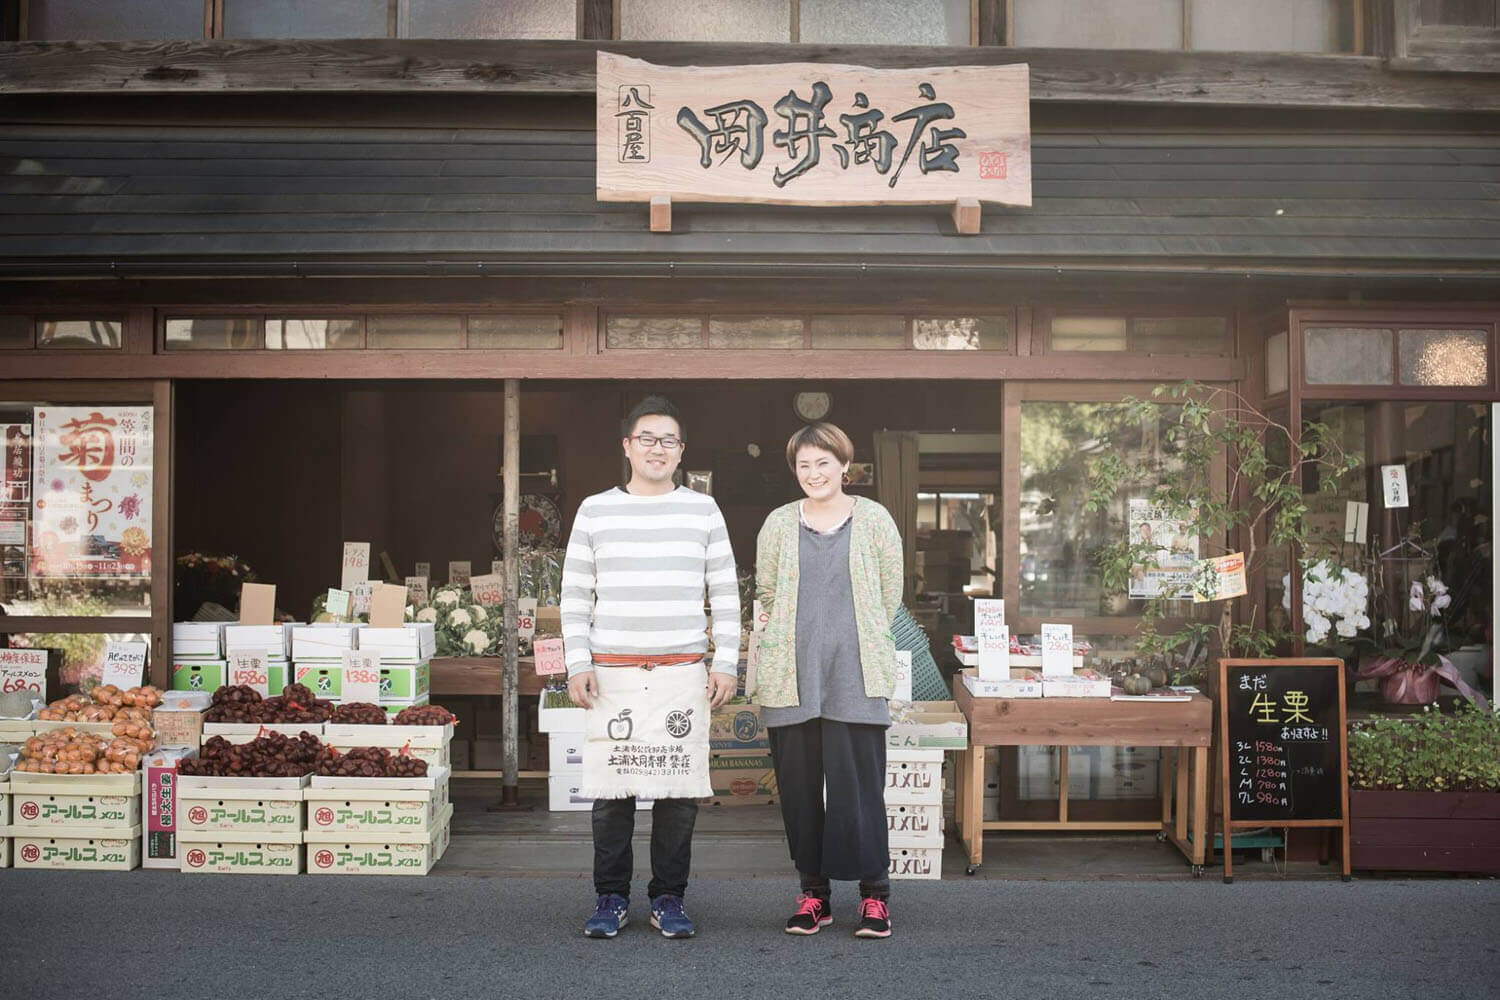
[0,756,10,868]
[885,701,968,881]
[291,623,357,705]
[355,623,435,718]
[303,764,452,875]
[177,771,308,875]
[225,622,295,697]
[171,622,228,694]
[8,768,142,871]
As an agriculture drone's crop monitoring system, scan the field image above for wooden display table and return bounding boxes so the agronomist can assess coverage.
[953,682,1213,876]
[431,656,544,697]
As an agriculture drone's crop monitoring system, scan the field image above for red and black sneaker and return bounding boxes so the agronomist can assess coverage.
[854,897,891,939]
[784,893,833,935]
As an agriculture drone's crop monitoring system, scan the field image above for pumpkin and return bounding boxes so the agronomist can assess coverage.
[1143,661,1170,689]
[1122,673,1153,696]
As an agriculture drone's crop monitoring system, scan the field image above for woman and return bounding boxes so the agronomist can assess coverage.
[755,421,904,940]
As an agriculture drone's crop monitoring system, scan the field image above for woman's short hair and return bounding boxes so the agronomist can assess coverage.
[786,422,854,470]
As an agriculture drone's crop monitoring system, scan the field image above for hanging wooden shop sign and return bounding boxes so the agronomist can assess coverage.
[596,52,1031,234]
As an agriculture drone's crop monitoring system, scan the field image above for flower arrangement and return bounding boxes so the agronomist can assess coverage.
[1284,560,1370,646]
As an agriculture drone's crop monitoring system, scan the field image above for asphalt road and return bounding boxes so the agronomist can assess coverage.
[5,871,1497,1000]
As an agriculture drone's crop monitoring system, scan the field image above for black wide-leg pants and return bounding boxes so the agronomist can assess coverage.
[768,717,891,894]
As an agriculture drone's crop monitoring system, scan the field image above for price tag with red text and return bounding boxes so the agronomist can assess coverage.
[449,561,472,587]
[341,541,371,591]
[470,573,503,607]
[518,597,538,640]
[0,647,47,702]
[533,638,566,676]
[342,650,381,704]
[229,650,270,697]
[102,641,148,690]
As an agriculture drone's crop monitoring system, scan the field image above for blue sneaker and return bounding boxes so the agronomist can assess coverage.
[650,894,696,938]
[584,894,629,938]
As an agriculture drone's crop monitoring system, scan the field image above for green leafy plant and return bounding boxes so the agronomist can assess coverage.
[1348,705,1500,793]
[1084,381,1358,677]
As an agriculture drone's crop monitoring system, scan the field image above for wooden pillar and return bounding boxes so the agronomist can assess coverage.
[501,378,521,803]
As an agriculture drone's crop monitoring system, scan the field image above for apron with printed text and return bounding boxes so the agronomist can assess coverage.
[579,662,712,801]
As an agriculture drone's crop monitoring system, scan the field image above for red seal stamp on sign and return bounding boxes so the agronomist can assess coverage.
[19,801,39,820]
[314,849,335,869]
[315,807,334,826]
[979,151,1007,179]
[20,844,41,863]
[185,849,206,868]
[188,806,208,825]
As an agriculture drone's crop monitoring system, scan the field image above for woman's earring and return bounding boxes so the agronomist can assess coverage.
[842,468,851,485]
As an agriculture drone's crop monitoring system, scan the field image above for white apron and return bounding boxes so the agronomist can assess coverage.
[579,661,712,801]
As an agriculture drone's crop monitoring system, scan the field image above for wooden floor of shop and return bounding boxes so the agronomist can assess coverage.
[440,779,1305,881]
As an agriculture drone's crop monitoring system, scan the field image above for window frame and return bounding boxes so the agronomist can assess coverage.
[157,307,569,353]
[1292,307,1499,401]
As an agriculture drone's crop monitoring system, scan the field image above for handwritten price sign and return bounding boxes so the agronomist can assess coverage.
[341,541,371,591]
[470,573,503,607]
[0,647,47,701]
[342,650,381,704]
[518,597,538,640]
[229,650,270,697]
[102,641,148,690]
[533,638,567,676]
[326,588,352,620]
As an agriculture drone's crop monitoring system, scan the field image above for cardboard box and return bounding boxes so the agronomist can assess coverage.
[10,824,142,870]
[962,668,1043,699]
[323,722,453,767]
[172,659,226,693]
[884,750,944,804]
[886,801,944,847]
[153,693,212,749]
[178,833,303,874]
[294,664,342,700]
[547,733,584,771]
[305,770,448,834]
[888,700,968,750]
[709,701,769,751]
[378,661,430,704]
[202,722,324,745]
[292,623,360,660]
[359,623,437,662]
[11,781,141,829]
[538,701,585,734]
[383,697,427,719]
[142,747,197,869]
[305,803,453,875]
[172,622,225,659]
[708,751,778,805]
[0,714,38,742]
[888,845,942,880]
[177,786,304,835]
[223,623,293,659]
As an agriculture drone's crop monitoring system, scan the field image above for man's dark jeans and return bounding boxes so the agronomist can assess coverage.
[592,797,698,901]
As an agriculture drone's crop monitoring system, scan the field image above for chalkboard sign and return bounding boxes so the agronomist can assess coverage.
[1218,658,1350,882]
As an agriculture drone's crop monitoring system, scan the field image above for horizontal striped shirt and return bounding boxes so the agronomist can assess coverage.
[561,486,741,678]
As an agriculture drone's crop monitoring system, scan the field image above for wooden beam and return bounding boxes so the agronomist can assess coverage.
[1,39,1497,111]
[649,194,672,233]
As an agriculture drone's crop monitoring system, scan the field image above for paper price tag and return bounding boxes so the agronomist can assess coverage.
[341,541,371,591]
[1381,465,1409,509]
[470,573,504,607]
[449,560,472,587]
[102,641,148,690]
[893,650,913,703]
[405,576,429,606]
[0,647,47,700]
[352,581,375,616]
[518,597,538,639]
[974,598,1008,681]
[229,650,270,697]
[342,650,381,704]
[533,638,567,676]
[326,588,352,620]
[414,561,431,582]
[1040,624,1073,677]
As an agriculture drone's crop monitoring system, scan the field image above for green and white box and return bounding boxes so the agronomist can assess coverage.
[304,766,450,834]
[294,664,343,700]
[178,831,303,874]
[322,722,453,768]
[10,772,142,830]
[173,659,227,693]
[378,660,431,705]
[10,824,141,871]
[177,778,305,835]
[305,803,453,876]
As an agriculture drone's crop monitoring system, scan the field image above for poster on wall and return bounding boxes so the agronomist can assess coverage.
[29,406,153,580]
[0,423,29,577]
[1127,499,1197,600]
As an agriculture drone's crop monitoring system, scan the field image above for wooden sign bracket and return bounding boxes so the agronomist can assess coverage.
[650,195,672,233]
[953,198,981,235]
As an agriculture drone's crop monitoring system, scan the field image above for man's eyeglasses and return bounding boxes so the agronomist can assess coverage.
[629,433,683,450]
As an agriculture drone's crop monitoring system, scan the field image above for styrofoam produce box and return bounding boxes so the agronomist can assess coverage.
[886,801,944,847]
[0,704,40,741]
[10,824,141,870]
[548,776,651,812]
[322,722,453,767]
[10,775,142,829]
[358,623,437,662]
[888,845,942,880]
[304,766,451,834]
[378,661,430,705]
[223,623,294,659]
[547,733,583,770]
[294,664,342,700]
[538,702,585,733]
[292,623,360,660]
[887,701,968,750]
[173,621,226,659]
[305,803,453,875]
[178,831,303,874]
[202,722,324,746]
[884,749,944,804]
[172,659,226,693]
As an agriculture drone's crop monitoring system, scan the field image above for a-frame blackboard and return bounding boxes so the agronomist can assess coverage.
[1219,658,1351,883]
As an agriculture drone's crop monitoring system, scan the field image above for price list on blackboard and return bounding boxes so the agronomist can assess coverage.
[1224,665,1342,823]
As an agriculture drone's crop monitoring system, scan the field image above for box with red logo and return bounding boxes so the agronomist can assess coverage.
[177,832,303,875]
[304,765,450,834]
[304,803,452,876]
[321,722,453,767]
[10,772,141,829]
[0,768,9,868]
[176,773,307,836]
[142,747,198,869]
[11,824,141,870]
[201,722,325,746]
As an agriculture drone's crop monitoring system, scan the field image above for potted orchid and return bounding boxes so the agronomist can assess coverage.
[1358,566,1489,709]
[1284,559,1371,657]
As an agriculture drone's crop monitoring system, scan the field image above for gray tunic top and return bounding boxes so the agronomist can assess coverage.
[761,511,891,730]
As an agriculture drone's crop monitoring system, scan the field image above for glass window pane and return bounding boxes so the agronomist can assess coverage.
[708,316,804,349]
[1131,316,1229,355]
[0,315,31,349]
[29,0,204,40]
[367,315,464,349]
[223,0,388,38]
[606,316,702,349]
[37,320,122,350]
[0,402,154,617]
[913,316,1011,351]
[1050,316,1127,352]
[467,315,564,349]
[1190,0,1343,52]
[165,317,261,351]
[1013,0,1182,48]
[408,0,575,38]
[620,0,790,41]
[1020,401,1186,618]
[1305,327,1394,385]
[800,0,970,45]
[6,631,150,691]
[1266,331,1290,395]
[1398,328,1490,387]
[267,319,362,350]
[810,315,905,349]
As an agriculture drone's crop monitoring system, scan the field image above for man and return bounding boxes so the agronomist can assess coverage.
[563,394,740,940]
